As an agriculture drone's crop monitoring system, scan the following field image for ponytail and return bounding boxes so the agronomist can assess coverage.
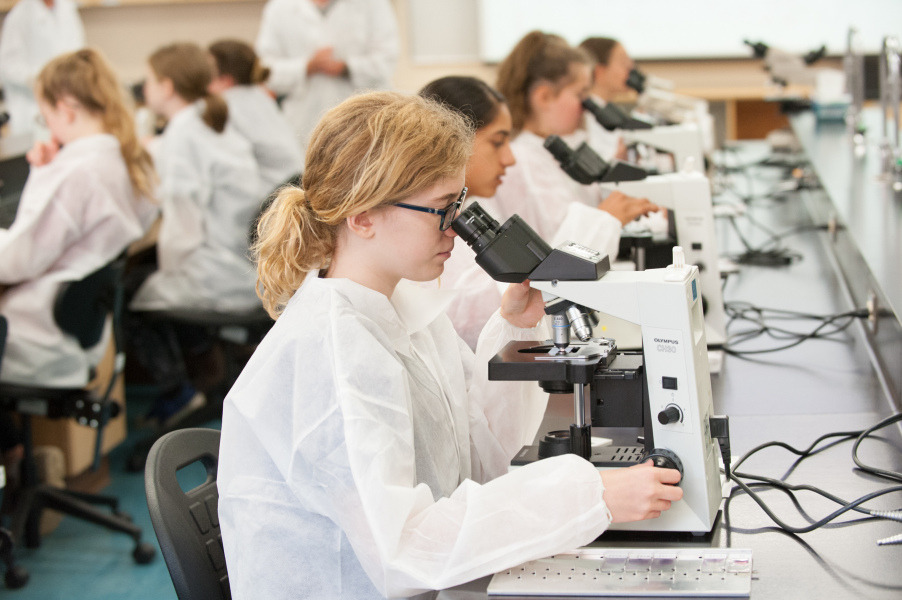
[149,42,228,133]
[202,92,228,133]
[208,39,270,86]
[38,49,157,200]
[496,31,591,133]
[253,186,333,318]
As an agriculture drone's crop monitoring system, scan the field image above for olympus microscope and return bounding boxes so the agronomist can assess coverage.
[543,135,727,358]
[450,203,730,535]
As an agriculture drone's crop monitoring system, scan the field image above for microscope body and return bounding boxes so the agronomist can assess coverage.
[620,122,707,176]
[494,266,724,534]
[600,172,726,349]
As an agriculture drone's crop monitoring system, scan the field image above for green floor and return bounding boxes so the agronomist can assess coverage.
[2,391,220,599]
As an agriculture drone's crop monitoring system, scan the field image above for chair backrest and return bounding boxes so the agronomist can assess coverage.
[53,254,127,350]
[145,428,229,600]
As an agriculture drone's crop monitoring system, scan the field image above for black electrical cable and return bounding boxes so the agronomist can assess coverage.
[727,215,805,266]
[727,476,902,534]
[722,302,867,355]
[726,415,902,534]
[852,412,902,483]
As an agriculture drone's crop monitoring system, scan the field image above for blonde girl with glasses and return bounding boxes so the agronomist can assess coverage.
[217,91,681,600]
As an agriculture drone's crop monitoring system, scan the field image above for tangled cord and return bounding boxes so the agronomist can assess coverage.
[728,413,902,534]
[722,301,868,355]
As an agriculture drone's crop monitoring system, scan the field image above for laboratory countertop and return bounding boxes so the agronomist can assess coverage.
[439,154,902,599]
[789,109,902,321]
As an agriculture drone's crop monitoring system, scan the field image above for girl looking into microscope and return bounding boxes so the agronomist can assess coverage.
[418,75,515,350]
[494,31,657,261]
[217,90,682,600]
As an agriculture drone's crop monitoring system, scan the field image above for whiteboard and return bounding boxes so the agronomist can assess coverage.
[478,0,902,62]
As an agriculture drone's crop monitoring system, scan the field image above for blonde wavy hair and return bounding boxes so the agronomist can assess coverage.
[37,48,157,200]
[253,91,474,318]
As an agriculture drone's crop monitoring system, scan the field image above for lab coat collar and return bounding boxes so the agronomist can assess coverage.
[300,273,458,351]
[166,102,203,131]
[515,129,545,150]
[55,133,119,162]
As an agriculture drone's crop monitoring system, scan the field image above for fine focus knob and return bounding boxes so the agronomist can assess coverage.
[657,405,682,425]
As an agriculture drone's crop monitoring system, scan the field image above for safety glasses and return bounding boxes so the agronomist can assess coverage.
[394,187,468,231]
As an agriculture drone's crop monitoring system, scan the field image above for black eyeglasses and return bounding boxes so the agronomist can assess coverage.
[394,187,468,231]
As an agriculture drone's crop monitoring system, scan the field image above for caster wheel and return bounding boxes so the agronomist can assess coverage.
[133,542,156,564]
[5,565,29,589]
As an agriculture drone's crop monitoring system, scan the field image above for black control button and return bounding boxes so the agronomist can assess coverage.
[658,405,682,425]
[691,242,702,250]
[662,376,678,390]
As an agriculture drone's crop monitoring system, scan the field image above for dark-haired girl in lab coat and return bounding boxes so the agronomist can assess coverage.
[208,40,303,194]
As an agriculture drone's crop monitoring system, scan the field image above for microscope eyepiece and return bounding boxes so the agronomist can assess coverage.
[451,201,499,253]
[449,202,552,283]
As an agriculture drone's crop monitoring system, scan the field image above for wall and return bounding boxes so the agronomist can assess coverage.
[0,0,792,90]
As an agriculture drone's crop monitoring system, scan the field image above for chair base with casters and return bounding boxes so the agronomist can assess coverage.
[125,307,272,473]
[0,384,156,578]
[145,428,229,600]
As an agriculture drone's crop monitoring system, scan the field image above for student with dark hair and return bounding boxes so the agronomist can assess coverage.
[578,36,634,160]
[208,40,302,193]
[419,75,516,349]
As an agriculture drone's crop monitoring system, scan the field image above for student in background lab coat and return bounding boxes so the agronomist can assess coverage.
[255,0,399,153]
[418,76,515,351]
[494,31,657,262]
[130,42,262,312]
[126,43,264,432]
[0,49,157,387]
[578,37,633,161]
[208,39,303,194]
[218,91,682,600]
[0,0,84,134]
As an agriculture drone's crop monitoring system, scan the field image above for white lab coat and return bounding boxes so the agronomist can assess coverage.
[255,0,399,153]
[130,103,262,312]
[218,275,612,600]
[222,85,303,194]
[493,130,623,261]
[0,0,84,134]
[0,134,157,387]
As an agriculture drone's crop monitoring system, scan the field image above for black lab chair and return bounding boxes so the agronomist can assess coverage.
[145,427,229,600]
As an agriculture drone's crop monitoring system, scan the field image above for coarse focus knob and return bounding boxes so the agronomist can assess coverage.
[644,448,684,481]
[657,405,682,425]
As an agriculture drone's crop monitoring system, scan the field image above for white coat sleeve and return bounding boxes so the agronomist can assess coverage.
[255,3,309,96]
[345,0,399,90]
[155,156,205,271]
[284,306,610,598]
[0,173,89,284]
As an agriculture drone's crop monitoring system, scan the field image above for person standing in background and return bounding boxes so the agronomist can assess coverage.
[255,0,399,154]
[576,37,634,161]
[0,0,85,135]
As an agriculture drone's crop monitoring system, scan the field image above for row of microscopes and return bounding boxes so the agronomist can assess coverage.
[454,62,734,536]
[458,31,902,536]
